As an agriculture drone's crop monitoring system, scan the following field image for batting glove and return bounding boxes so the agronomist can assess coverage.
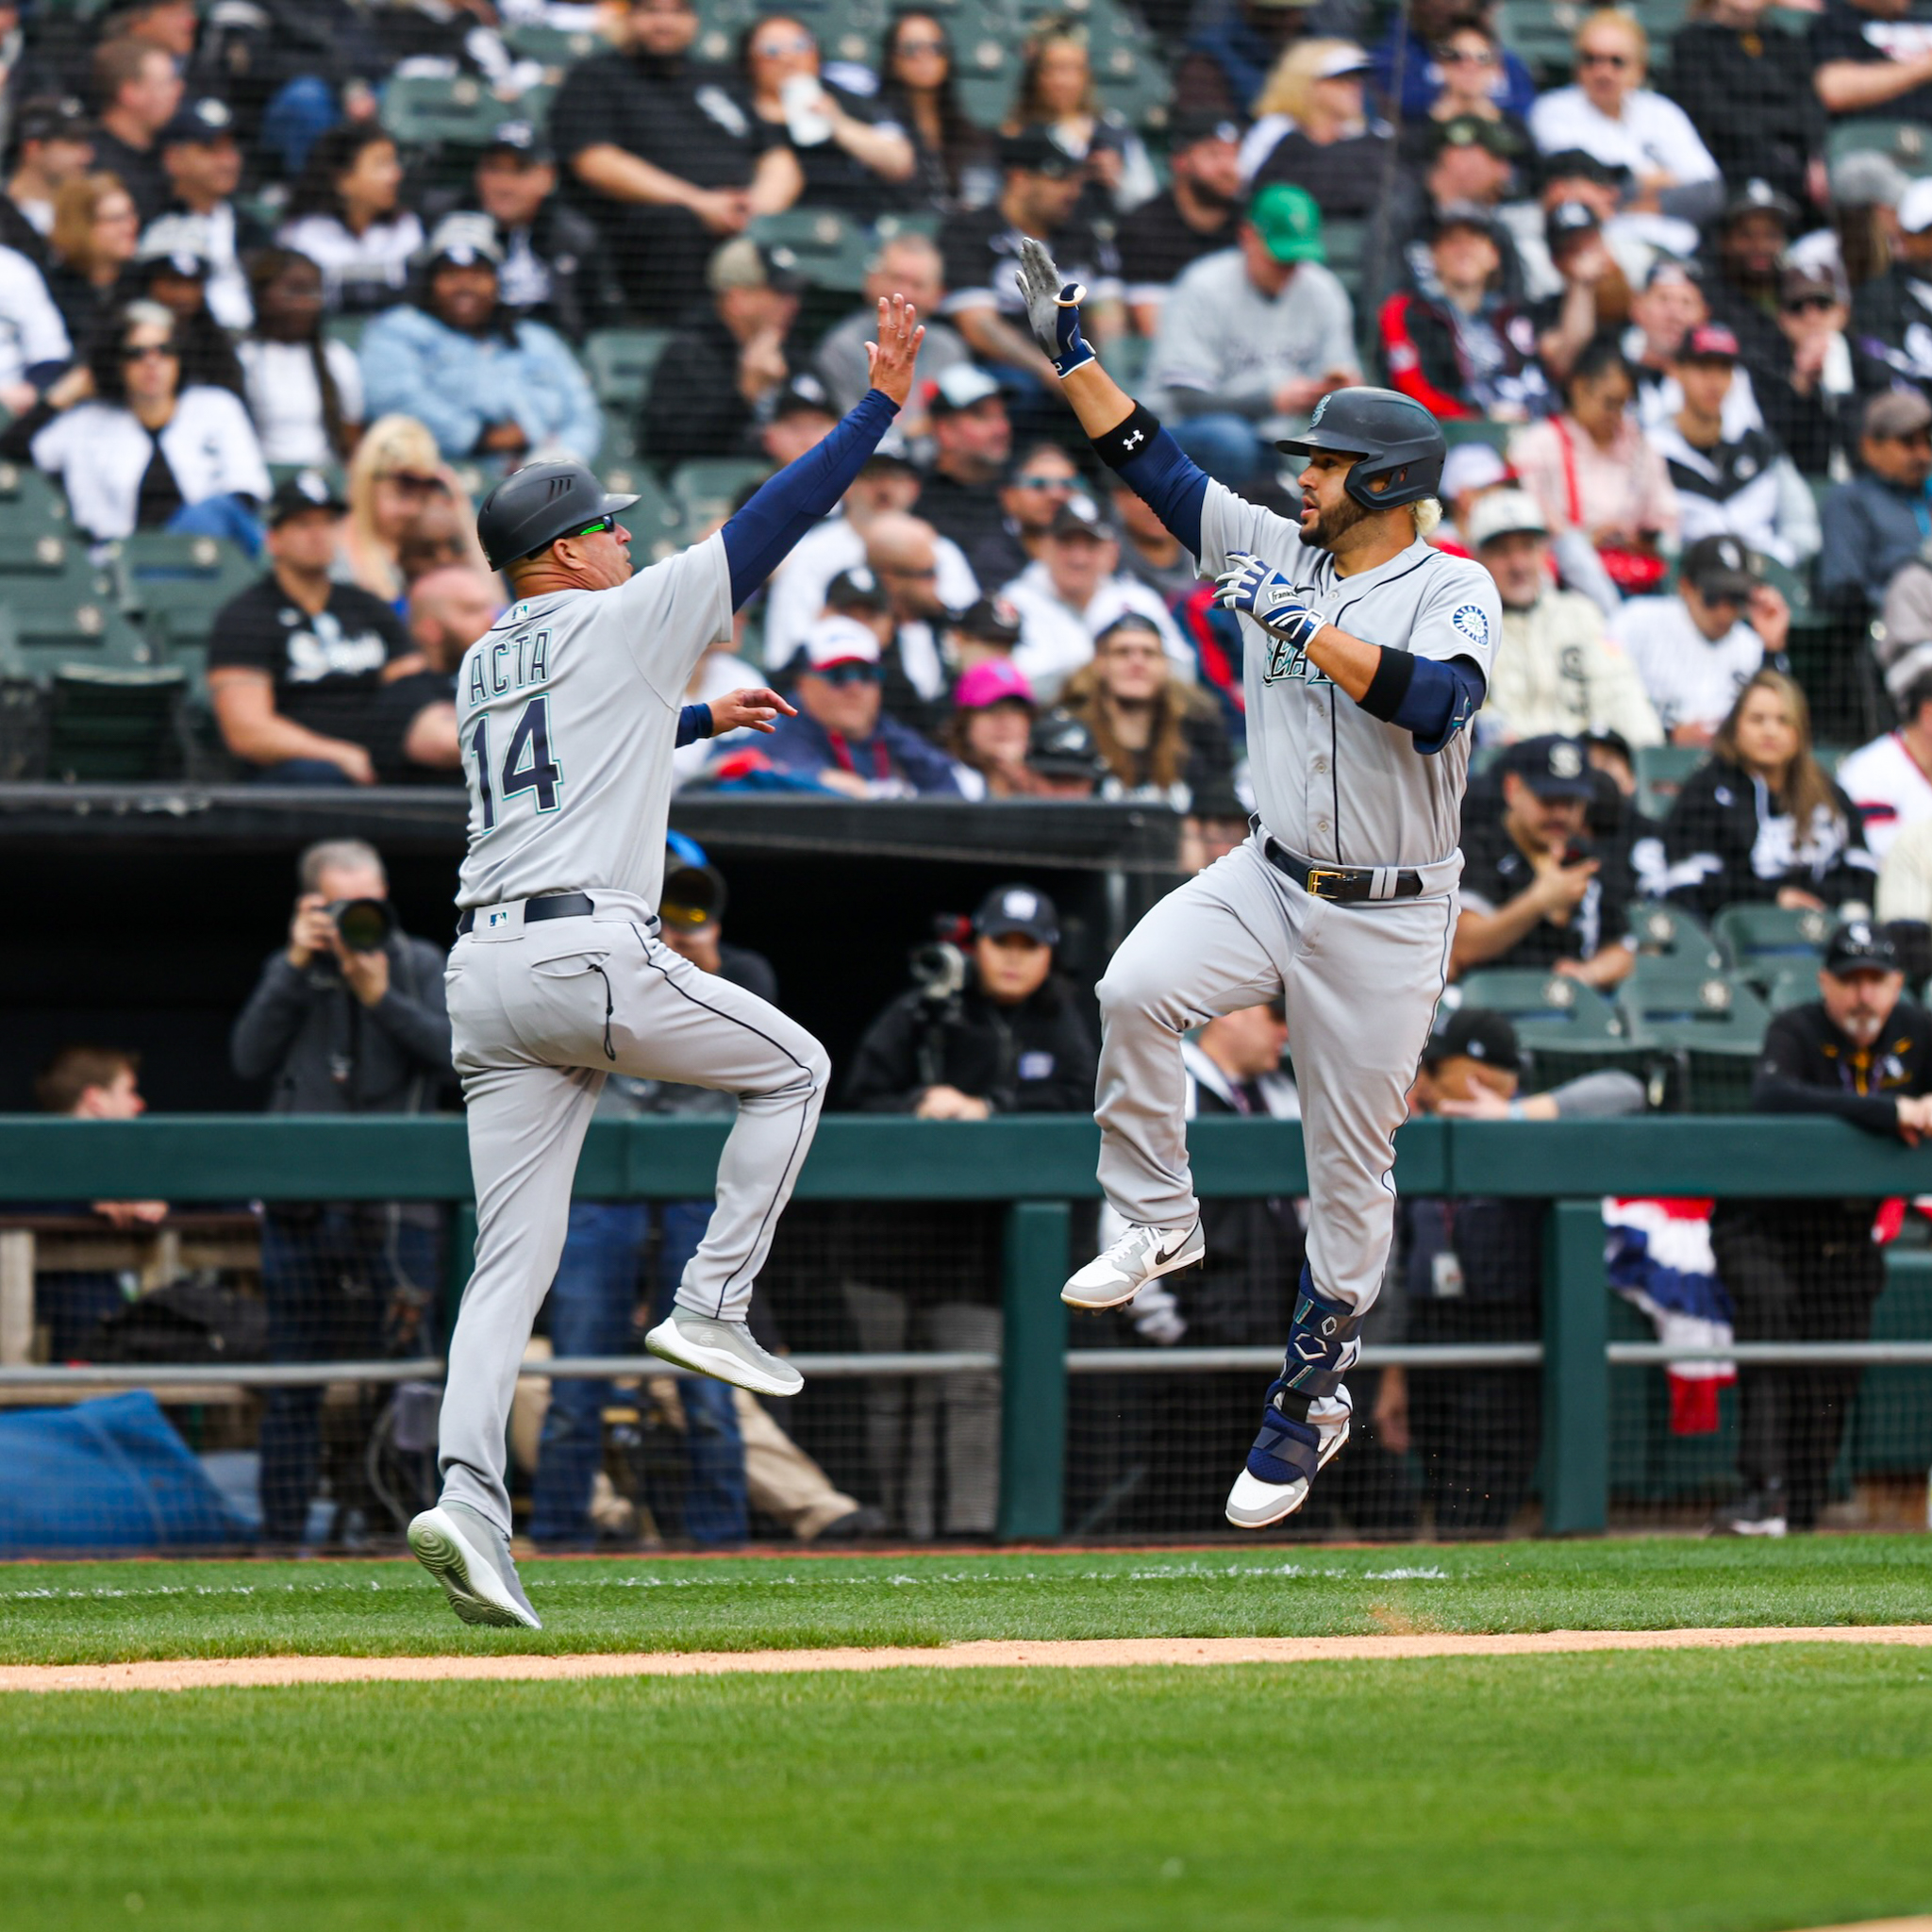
[1016,236,1095,377]
[1213,551,1324,661]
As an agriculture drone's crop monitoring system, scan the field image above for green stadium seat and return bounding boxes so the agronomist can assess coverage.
[0,534,151,676]
[1627,900,1724,970]
[954,29,1017,125]
[43,664,186,782]
[1620,974,1770,1112]
[1825,118,1932,179]
[1712,902,1837,975]
[501,21,604,67]
[1624,951,1732,1006]
[671,458,772,531]
[583,328,673,411]
[1763,964,1820,1012]
[1456,968,1649,1092]
[1321,217,1369,300]
[1634,741,1705,821]
[874,210,943,243]
[324,315,367,357]
[1495,0,1581,82]
[1441,418,1510,453]
[111,533,256,658]
[380,74,512,151]
[747,208,873,292]
[0,460,71,533]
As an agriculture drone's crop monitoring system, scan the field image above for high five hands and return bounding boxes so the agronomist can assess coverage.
[864,293,926,407]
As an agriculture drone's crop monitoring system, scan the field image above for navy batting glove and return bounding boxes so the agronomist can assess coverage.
[1213,551,1324,659]
[1016,237,1096,377]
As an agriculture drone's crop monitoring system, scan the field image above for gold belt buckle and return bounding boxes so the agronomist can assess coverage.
[1304,866,1346,898]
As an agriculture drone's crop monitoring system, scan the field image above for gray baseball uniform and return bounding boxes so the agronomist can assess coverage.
[1095,482,1500,1313]
[439,532,830,1537]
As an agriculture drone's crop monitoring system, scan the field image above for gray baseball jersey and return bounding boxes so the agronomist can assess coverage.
[453,532,731,912]
[1199,483,1501,870]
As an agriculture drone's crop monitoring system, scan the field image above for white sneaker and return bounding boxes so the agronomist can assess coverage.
[1061,1221,1205,1311]
[644,1308,804,1397]
[1224,1396,1353,1530]
[408,1503,541,1629]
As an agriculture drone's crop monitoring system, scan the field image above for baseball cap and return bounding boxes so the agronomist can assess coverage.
[1048,495,1116,541]
[660,832,727,929]
[1544,198,1601,252]
[268,470,347,525]
[1722,176,1798,229]
[1467,487,1547,549]
[1430,198,1501,242]
[1643,256,1704,292]
[862,427,916,470]
[974,882,1059,945]
[999,127,1081,178]
[1432,112,1523,159]
[483,120,554,164]
[824,566,888,613]
[1780,259,1846,307]
[928,363,1003,415]
[1247,181,1324,264]
[1824,919,1901,976]
[772,371,836,420]
[1680,533,1758,603]
[708,236,806,293]
[1440,441,1508,501]
[1538,147,1623,190]
[160,95,234,147]
[1863,389,1932,441]
[1900,176,1932,237]
[799,615,882,671]
[425,212,503,270]
[1310,42,1373,80]
[952,595,1023,646]
[1680,322,1740,363]
[1423,1005,1522,1073]
[136,212,211,275]
[1832,149,1909,211]
[1506,734,1594,799]
[954,658,1035,710]
[1168,108,1242,154]
[14,95,92,145]
[1026,711,1105,781]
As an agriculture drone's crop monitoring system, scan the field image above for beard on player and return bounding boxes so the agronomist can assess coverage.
[1299,487,1372,552]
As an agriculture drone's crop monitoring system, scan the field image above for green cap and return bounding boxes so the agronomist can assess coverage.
[1247,181,1324,264]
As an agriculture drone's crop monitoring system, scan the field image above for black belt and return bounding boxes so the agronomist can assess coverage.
[456,891,594,937]
[1262,839,1424,903]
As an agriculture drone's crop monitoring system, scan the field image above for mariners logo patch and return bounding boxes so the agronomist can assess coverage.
[1451,603,1490,648]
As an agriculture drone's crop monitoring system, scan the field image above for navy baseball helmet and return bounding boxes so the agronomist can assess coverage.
[1275,387,1447,510]
[475,460,639,571]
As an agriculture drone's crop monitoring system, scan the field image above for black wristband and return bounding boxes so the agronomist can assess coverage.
[1091,402,1162,472]
[1358,646,1416,724]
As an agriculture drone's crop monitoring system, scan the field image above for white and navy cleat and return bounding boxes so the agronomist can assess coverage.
[1061,1221,1205,1311]
[1225,1395,1353,1529]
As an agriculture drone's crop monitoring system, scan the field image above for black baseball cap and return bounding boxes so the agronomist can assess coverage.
[1681,533,1757,603]
[1000,127,1081,178]
[1429,198,1502,242]
[268,470,347,525]
[772,370,835,420]
[1824,920,1901,976]
[974,882,1060,945]
[1048,495,1116,541]
[483,119,553,164]
[953,594,1023,646]
[1722,176,1799,229]
[1026,711,1105,780]
[1506,734,1594,799]
[1545,198,1601,251]
[1423,1005,1522,1073]
[1432,112,1522,159]
[15,95,92,145]
[824,565,887,613]
[1168,108,1243,154]
[1538,147,1623,190]
[160,96,235,147]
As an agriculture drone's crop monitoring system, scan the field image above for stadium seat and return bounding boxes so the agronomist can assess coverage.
[1619,974,1770,1112]
[0,535,151,676]
[1713,902,1836,976]
[43,663,187,781]
[1633,741,1705,820]
[954,30,1018,125]
[381,74,512,151]
[323,315,367,357]
[1495,0,1580,82]
[583,328,673,411]
[1321,218,1369,301]
[1627,901,1724,971]
[1624,950,1732,1006]
[1456,968,1649,1092]
[1762,964,1820,1012]
[746,208,872,292]
[671,458,773,530]
[1825,117,1932,178]
[111,533,257,658]
[501,21,603,67]
[1441,419,1509,453]
[0,460,71,533]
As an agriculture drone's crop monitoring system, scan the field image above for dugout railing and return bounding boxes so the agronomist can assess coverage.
[3,1114,1931,1541]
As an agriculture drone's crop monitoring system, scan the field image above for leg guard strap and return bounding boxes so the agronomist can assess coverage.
[1269,1270,1363,1407]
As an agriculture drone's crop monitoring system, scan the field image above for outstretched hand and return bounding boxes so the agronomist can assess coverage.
[864,293,925,408]
[708,687,797,736]
[1015,237,1094,375]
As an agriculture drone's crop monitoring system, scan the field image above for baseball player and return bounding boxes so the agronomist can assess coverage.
[408,296,925,1628]
[1013,240,1499,1529]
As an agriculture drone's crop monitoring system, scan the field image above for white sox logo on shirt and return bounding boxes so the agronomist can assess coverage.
[1451,603,1490,649]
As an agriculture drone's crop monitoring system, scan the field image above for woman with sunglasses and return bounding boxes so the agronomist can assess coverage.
[1526,9,1721,231]
[1755,259,1857,481]
[739,12,914,216]
[880,10,996,213]
[1,297,269,548]
[341,413,489,605]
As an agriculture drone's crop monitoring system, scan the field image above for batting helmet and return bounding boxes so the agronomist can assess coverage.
[475,460,639,571]
[1274,388,1447,510]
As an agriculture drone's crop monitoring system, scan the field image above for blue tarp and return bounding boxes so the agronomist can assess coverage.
[0,1391,250,1553]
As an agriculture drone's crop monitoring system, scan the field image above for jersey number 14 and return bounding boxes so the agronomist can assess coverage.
[469,694,562,830]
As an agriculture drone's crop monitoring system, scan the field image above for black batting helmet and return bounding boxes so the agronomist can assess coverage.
[475,460,639,571]
[1274,388,1447,510]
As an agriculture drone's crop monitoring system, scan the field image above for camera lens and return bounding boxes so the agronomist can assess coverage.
[333,897,394,953]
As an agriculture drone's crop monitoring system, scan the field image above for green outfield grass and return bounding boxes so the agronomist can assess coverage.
[0,1535,1927,1665]
[5,1647,1930,1932]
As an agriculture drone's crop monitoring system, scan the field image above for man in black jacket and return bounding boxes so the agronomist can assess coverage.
[230,838,453,1548]
[471,122,620,345]
[1710,920,1932,1535]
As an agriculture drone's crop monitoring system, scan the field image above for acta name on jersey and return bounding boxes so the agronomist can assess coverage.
[468,628,552,706]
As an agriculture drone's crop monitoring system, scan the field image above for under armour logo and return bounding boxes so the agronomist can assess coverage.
[1123,428,1144,450]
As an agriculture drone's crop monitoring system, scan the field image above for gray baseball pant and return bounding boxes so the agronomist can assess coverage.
[1093,836,1457,1314]
[440,894,829,1535]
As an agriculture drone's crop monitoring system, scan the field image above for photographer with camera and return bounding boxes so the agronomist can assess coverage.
[230,838,453,1548]
[1450,735,1637,991]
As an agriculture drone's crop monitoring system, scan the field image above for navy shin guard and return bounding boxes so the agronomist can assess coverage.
[1245,1268,1363,1488]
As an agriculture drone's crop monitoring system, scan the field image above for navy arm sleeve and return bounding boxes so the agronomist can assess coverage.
[1357,651,1486,754]
[1091,406,1208,558]
[719,389,899,609]
[675,703,711,747]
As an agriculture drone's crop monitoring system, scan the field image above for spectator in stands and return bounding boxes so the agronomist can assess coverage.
[1668,0,1825,215]
[208,471,458,785]
[1379,204,1552,423]
[1623,258,1707,408]
[1053,612,1236,814]
[1837,671,1932,861]
[1414,17,1529,143]
[1468,490,1662,747]
[42,170,139,347]
[0,241,70,415]
[404,565,498,676]
[814,231,969,430]
[1527,10,1722,235]
[1175,0,1316,119]
[1610,534,1788,743]
[943,592,1024,682]
[1850,175,1932,394]
[915,363,1009,558]
[739,12,913,216]
[1530,147,1636,294]
[862,508,958,722]
[1817,389,1932,618]
[1388,115,1530,313]
[3,95,94,268]
[1642,668,1874,916]
[359,217,601,472]
[1704,179,1802,374]
[1751,258,1857,481]
[1109,473,1197,602]
[158,97,258,331]
[1006,21,1155,215]
[230,837,451,1550]
[1245,39,1391,224]
[1508,334,1679,597]
[642,235,801,470]
[1147,180,1359,486]
[878,11,996,215]
[2,296,267,546]
[1830,146,1907,291]
[87,39,179,225]
[1709,919,1931,1536]
[130,218,237,387]
[1531,199,1632,388]
[762,616,961,795]
[553,0,801,325]
[967,437,1078,588]
[847,882,1094,1115]
[938,126,1122,385]
[1118,109,1242,337]
[1372,0,1536,125]
[1027,709,1108,794]
[275,125,423,315]
[237,246,362,467]
[471,121,620,345]
[1452,733,1638,989]
[1654,322,1819,566]
[758,370,836,470]
[943,657,1042,799]
[1878,810,1932,921]
[1001,494,1191,701]
[1811,0,1932,125]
